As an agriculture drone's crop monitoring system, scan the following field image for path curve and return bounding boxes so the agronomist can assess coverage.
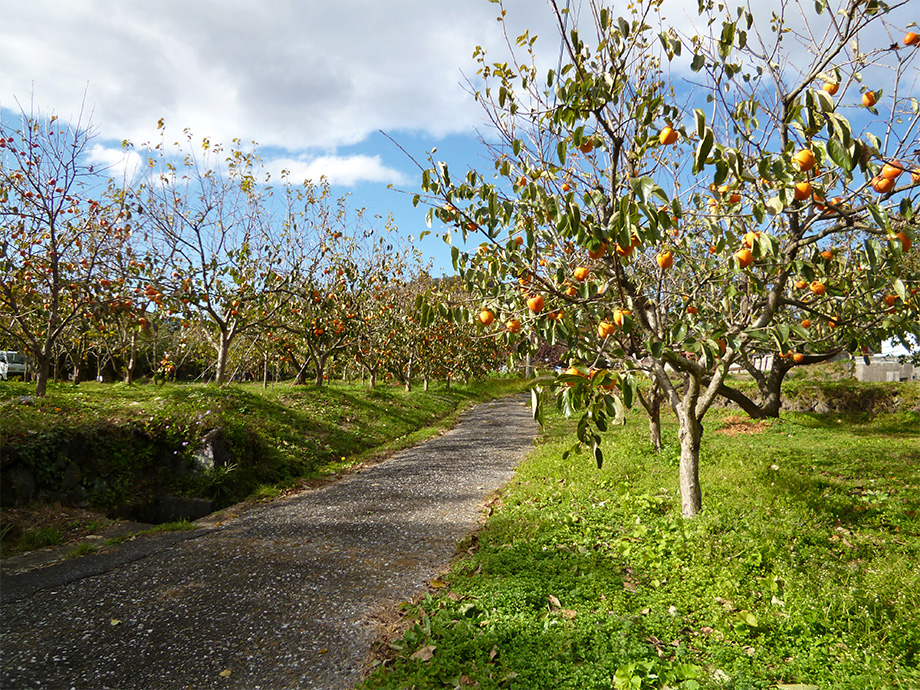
[1,395,538,690]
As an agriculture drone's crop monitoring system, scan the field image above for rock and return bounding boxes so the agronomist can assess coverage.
[60,461,83,492]
[192,428,231,472]
[813,401,832,414]
[0,466,36,507]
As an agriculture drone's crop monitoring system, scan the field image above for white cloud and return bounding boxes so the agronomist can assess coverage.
[86,144,143,183]
[0,0,542,151]
[266,154,410,187]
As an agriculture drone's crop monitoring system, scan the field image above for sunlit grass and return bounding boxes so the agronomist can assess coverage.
[362,394,920,690]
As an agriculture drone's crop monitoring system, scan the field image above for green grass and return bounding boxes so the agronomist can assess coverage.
[65,542,99,559]
[16,526,65,551]
[361,394,920,690]
[1,376,525,555]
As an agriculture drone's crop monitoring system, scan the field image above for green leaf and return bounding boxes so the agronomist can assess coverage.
[531,388,543,428]
[867,203,888,232]
[893,278,907,301]
[593,442,603,469]
[693,129,713,174]
[694,109,707,138]
[611,394,627,425]
[738,610,759,627]
[765,196,784,215]
[826,138,852,171]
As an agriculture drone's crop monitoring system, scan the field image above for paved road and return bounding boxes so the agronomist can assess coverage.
[1,395,538,690]
[0,398,536,690]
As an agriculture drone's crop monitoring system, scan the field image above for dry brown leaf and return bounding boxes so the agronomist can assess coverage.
[219,669,232,678]
[548,594,562,609]
[411,644,436,662]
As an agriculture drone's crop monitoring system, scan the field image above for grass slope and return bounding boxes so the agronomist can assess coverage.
[0,377,523,556]
[361,397,920,690]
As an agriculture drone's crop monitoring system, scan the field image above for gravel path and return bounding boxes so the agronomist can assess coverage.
[1,395,538,690]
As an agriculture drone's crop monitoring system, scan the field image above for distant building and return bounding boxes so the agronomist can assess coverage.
[855,352,918,382]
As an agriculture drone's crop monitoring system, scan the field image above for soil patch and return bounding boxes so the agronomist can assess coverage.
[714,415,771,436]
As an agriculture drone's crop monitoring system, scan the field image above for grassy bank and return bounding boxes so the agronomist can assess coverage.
[361,395,920,689]
[0,376,524,556]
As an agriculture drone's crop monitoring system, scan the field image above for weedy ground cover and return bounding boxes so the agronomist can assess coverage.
[361,394,920,690]
[0,376,523,556]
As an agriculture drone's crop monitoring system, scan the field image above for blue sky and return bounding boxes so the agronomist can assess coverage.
[1,0,567,274]
[1,0,915,279]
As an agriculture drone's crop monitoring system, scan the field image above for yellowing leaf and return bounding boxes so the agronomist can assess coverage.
[219,669,232,678]
[110,619,121,626]
[429,578,447,589]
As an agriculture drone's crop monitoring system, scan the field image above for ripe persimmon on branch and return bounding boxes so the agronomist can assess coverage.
[415,0,919,516]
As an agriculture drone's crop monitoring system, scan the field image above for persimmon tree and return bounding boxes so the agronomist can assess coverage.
[275,191,365,386]
[128,124,299,384]
[343,219,429,388]
[0,108,133,396]
[417,0,919,516]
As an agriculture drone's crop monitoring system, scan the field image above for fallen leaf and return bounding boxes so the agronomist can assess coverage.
[219,669,232,678]
[318,648,328,654]
[715,596,736,611]
[667,605,678,616]
[110,619,121,626]
[411,644,436,662]
[559,609,577,619]
[429,578,448,589]
[743,645,756,656]
[489,645,498,660]
[548,594,562,609]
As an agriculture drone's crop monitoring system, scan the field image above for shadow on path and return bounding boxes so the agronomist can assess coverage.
[0,395,538,690]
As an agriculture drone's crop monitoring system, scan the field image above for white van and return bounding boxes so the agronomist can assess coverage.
[0,351,27,380]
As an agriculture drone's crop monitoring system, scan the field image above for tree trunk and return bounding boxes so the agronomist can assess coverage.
[314,354,326,386]
[676,411,703,517]
[214,334,231,385]
[293,358,310,385]
[34,354,51,398]
[368,370,377,388]
[263,355,269,389]
[405,357,413,392]
[648,386,662,452]
[445,374,451,391]
[124,332,137,384]
[525,353,533,379]
[424,376,430,392]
